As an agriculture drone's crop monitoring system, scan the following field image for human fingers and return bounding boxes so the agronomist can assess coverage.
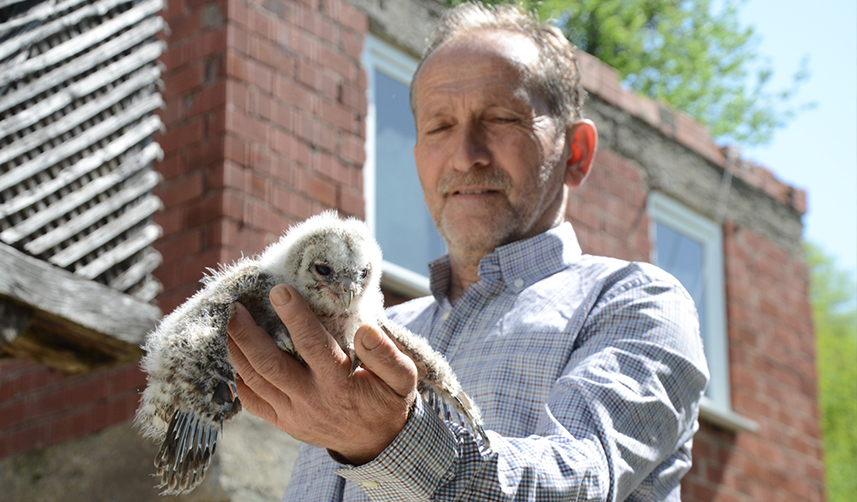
[268,285,349,377]
[353,325,418,398]
[227,302,303,394]
[232,374,279,425]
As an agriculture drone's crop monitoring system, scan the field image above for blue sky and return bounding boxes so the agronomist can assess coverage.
[736,0,857,282]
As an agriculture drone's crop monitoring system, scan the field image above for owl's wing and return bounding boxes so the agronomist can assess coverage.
[378,316,490,448]
[136,257,270,494]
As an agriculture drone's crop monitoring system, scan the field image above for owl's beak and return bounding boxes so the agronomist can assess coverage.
[338,279,355,311]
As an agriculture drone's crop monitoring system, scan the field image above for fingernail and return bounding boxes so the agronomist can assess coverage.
[360,326,382,350]
[271,286,291,306]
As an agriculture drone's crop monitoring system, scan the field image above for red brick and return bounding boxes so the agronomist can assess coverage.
[186,80,227,117]
[253,36,297,74]
[340,80,366,112]
[160,118,205,155]
[273,102,293,130]
[163,61,206,99]
[248,90,275,122]
[296,60,339,99]
[340,135,366,168]
[174,29,228,69]
[48,408,91,444]
[317,44,353,79]
[274,75,316,114]
[227,23,251,55]
[162,0,186,21]
[247,200,291,234]
[178,133,224,170]
[155,229,204,266]
[320,99,354,131]
[224,133,250,167]
[338,187,364,218]
[158,171,205,207]
[330,0,367,34]
[210,219,268,253]
[339,27,364,60]
[166,9,204,43]
[248,8,274,41]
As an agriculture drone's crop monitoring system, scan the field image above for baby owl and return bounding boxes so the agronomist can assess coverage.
[135,211,487,494]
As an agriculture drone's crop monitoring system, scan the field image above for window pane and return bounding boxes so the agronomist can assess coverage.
[655,222,707,343]
[373,70,445,275]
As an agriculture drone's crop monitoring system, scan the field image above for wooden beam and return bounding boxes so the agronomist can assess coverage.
[0,242,160,349]
[0,297,31,344]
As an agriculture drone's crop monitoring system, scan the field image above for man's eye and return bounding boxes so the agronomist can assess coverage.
[490,116,518,124]
[425,123,452,134]
[315,264,332,276]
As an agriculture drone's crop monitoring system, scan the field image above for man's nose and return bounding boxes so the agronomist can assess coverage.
[450,121,490,171]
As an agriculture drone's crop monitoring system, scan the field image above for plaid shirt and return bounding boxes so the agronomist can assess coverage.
[283,223,709,501]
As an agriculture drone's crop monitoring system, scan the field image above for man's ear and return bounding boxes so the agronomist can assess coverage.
[564,119,598,188]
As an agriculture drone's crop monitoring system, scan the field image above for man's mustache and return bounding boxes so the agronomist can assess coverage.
[437,168,512,195]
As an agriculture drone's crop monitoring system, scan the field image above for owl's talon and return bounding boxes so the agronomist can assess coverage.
[347,349,361,377]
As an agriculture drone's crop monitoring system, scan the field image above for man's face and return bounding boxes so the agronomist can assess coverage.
[412,31,570,262]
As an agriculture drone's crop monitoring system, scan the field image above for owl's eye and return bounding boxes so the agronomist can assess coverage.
[315,264,332,276]
[360,269,369,280]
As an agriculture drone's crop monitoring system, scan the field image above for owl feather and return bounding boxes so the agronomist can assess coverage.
[135,211,488,494]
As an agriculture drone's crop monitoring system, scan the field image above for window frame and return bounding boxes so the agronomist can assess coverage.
[361,35,433,298]
[648,192,757,431]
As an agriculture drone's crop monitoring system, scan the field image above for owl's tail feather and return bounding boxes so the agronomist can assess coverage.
[154,409,219,495]
[425,390,490,449]
[451,394,490,448]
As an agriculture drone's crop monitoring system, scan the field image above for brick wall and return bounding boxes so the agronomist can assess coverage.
[154,0,369,315]
[0,358,144,459]
[678,222,823,502]
[567,148,651,262]
[0,0,369,463]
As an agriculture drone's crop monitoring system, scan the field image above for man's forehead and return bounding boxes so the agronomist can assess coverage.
[413,30,541,110]
[425,30,540,74]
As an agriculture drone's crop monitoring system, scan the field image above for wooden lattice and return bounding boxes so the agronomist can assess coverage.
[0,0,165,303]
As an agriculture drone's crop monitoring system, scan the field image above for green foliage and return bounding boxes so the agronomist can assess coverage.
[806,243,857,502]
[442,0,812,146]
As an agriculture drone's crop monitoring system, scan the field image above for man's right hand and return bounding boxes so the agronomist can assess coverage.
[226,284,419,465]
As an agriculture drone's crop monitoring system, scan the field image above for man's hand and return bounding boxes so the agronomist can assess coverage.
[226,284,418,465]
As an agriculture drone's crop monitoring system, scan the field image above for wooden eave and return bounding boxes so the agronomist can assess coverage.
[0,0,166,372]
[0,241,159,373]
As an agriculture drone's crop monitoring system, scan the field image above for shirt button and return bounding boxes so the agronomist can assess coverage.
[441,310,451,321]
[513,278,524,288]
[361,481,379,489]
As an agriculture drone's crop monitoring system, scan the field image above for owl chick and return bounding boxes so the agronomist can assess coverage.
[135,211,488,494]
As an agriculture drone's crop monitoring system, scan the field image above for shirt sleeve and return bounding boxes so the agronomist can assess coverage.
[330,264,709,502]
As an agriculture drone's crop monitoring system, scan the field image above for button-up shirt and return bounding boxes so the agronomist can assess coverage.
[283,222,709,501]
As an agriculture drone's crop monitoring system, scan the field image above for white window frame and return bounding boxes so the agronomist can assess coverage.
[648,192,757,432]
[361,35,432,298]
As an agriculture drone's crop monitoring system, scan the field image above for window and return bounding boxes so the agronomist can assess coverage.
[362,35,445,297]
[647,193,733,409]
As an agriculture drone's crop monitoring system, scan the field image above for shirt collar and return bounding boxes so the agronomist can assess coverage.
[427,222,582,301]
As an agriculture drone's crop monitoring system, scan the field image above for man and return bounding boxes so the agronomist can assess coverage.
[227,3,709,501]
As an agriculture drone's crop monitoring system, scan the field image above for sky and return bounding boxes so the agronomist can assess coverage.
[736,0,857,283]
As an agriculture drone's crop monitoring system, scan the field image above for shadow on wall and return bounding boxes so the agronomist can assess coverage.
[0,412,300,502]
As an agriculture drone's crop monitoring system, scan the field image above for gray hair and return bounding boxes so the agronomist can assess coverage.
[409,2,584,127]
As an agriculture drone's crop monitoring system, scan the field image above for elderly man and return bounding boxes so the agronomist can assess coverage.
[227,3,709,501]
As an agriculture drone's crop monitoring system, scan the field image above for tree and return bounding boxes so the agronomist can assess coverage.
[444,0,812,146]
[806,243,857,502]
